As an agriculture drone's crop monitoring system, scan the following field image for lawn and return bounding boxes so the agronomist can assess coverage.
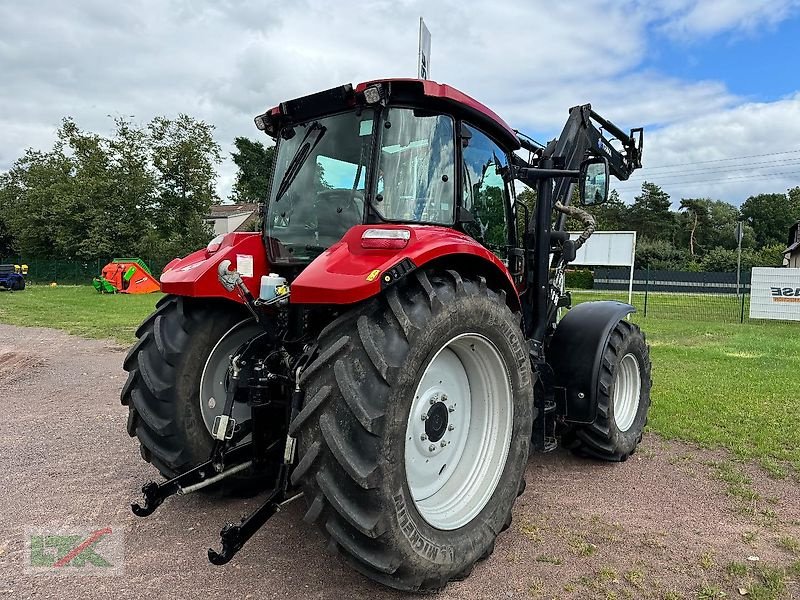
[1,284,799,473]
[0,284,162,344]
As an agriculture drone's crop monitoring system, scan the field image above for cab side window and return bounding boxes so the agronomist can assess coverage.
[461,125,510,257]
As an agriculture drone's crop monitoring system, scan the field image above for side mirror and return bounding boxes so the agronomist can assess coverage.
[579,157,609,205]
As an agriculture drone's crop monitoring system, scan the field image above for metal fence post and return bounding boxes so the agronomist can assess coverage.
[643,264,649,317]
[740,289,746,324]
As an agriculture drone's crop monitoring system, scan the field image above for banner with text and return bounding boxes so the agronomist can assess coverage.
[749,267,800,321]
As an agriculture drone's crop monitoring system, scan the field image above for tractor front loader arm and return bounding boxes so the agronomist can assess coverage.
[547,104,643,231]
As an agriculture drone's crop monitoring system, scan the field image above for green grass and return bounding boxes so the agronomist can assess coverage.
[0,285,161,345]
[1,285,799,471]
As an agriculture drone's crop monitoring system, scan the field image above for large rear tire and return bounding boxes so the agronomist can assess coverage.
[290,269,534,592]
[121,295,255,481]
[564,319,651,461]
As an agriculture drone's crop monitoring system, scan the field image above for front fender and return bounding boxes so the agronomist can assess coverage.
[160,232,269,303]
[547,301,635,423]
[290,224,517,305]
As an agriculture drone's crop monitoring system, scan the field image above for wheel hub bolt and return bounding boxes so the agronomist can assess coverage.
[440,440,448,448]
[420,434,427,441]
[428,444,436,452]
[420,414,428,421]
[430,397,436,405]
[441,394,448,402]
[448,405,455,412]
[448,424,454,431]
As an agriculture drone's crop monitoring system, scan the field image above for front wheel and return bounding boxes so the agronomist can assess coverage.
[290,269,534,592]
[565,319,652,461]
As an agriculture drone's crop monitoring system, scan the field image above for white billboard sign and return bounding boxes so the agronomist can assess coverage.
[418,18,431,79]
[749,267,800,321]
[569,231,637,304]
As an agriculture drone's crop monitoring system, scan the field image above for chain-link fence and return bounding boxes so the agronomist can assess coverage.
[570,267,750,323]
[0,257,172,285]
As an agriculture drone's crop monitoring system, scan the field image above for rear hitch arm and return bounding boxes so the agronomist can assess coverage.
[207,344,316,565]
[131,441,253,517]
[207,466,303,565]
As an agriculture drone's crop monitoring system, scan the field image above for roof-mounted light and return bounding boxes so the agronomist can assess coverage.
[361,228,410,249]
[254,114,267,131]
[363,84,384,105]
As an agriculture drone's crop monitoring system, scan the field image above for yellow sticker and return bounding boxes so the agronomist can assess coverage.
[366,269,381,282]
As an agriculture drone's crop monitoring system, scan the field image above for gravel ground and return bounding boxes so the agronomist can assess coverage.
[1,323,799,599]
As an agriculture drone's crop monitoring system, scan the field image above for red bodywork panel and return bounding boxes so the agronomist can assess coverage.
[160,233,268,302]
[160,228,518,309]
[290,225,518,306]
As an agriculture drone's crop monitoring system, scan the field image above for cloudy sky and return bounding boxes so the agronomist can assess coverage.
[2,0,800,206]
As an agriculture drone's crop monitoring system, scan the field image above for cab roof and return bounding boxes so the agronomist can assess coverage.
[261,78,520,151]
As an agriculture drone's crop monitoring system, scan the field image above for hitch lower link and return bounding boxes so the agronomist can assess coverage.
[131,342,315,566]
[208,352,312,565]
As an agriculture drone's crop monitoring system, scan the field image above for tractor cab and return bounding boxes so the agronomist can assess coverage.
[256,80,521,265]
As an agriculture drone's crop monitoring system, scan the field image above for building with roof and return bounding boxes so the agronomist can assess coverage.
[784,221,800,267]
[205,203,259,236]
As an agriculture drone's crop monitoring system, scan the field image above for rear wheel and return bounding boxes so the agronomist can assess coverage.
[121,295,257,483]
[290,269,534,592]
[565,320,651,461]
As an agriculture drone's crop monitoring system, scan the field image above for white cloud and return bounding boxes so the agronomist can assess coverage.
[656,0,800,38]
[614,93,800,205]
[0,0,798,205]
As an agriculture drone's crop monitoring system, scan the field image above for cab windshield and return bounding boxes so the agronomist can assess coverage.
[265,107,456,264]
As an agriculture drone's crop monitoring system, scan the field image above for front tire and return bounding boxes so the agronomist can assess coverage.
[565,320,651,461]
[290,270,534,592]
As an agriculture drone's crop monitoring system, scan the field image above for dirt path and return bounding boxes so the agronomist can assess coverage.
[1,323,798,599]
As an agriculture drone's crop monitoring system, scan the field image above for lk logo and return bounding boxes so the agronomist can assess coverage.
[26,527,123,575]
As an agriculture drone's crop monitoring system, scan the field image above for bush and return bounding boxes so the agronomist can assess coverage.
[635,239,689,270]
[566,268,594,289]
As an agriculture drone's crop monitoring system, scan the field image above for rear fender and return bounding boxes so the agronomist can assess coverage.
[547,301,635,423]
[160,233,268,302]
[289,225,519,308]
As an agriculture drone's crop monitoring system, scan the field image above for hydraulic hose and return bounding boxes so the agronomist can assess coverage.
[554,201,595,250]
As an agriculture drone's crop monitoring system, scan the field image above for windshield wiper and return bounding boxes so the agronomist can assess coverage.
[274,121,327,202]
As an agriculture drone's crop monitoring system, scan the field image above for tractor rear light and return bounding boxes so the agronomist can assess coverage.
[361,228,411,249]
[206,234,225,255]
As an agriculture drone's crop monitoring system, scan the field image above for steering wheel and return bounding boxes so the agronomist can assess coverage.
[315,189,364,223]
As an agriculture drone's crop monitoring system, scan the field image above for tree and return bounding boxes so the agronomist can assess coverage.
[147,114,221,257]
[740,192,800,248]
[703,199,753,250]
[628,182,675,242]
[0,114,222,262]
[635,238,689,270]
[592,189,630,231]
[678,198,710,256]
[230,137,275,204]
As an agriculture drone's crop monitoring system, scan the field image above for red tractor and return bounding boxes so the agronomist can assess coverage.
[123,79,649,592]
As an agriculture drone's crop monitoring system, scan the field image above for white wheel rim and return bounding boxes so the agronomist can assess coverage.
[199,320,262,436]
[613,353,641,432]
[404,333,513,531]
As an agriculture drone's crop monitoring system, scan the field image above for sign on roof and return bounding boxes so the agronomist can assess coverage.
[418,18,431,79]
